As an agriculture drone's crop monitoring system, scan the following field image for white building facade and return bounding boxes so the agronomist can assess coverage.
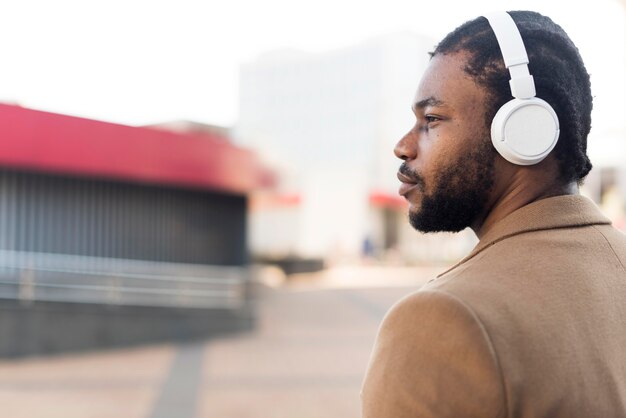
[237,33,478,264]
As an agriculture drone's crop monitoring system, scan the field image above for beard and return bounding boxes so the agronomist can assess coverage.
[403,139,496,233]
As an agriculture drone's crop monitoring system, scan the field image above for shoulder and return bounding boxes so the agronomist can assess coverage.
[362,289,506,418]
[381,289,485,335]
[375,290,499,374]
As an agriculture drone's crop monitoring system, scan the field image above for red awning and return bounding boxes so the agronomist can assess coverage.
[369,191,407,209]
[0,104,274,194]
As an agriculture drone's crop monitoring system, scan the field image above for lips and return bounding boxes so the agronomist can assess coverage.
[397,171,419,197]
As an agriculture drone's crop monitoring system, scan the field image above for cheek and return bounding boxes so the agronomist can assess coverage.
[417,128,447,161]
[419,129,456,167]
[418,151,447,194]
[418,127,472,190]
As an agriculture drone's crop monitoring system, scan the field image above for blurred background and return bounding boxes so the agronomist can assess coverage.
[0,0,623,417]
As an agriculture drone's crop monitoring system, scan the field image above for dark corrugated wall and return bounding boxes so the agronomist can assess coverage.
[0,169,247,266]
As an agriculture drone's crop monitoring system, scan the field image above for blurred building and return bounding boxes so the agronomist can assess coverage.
[584,130,626,230]
[237,33,477,265]
[0,103,271,356]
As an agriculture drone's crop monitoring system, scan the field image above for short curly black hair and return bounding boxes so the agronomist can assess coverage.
[432,11,593,184]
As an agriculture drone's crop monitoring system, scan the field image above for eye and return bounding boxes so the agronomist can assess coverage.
[425,115,440,124]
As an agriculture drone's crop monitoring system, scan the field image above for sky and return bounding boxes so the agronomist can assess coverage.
[1,0,624,156]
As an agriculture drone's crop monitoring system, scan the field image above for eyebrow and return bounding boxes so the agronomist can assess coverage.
[412,97,446,111]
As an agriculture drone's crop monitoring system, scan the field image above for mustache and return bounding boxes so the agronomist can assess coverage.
[399,163,425,188]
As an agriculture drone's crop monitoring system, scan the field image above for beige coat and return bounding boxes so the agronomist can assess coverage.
[362,195,626,417]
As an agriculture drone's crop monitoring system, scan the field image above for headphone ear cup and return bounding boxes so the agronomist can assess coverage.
[491,98,560,166]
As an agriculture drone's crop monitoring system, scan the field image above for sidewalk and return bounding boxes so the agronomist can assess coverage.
[0,265,438,418]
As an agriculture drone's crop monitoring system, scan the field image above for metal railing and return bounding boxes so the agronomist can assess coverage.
[0,250,249,309]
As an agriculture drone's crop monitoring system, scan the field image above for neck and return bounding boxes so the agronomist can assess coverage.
[471,164,578,240]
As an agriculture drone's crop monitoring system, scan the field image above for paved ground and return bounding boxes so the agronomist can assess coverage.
[0,266,440,418]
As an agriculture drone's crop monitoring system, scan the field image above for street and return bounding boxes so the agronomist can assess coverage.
[0,266,437,418]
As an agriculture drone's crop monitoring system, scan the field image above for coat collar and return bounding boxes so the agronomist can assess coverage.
[438,194,611,278]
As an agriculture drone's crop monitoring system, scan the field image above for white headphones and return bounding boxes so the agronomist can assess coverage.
[484,12,559,165]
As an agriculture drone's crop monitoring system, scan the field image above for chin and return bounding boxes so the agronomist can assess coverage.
[408,197,475,234]
[409,215,468,234]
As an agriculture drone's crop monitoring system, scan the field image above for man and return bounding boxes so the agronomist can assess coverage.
[361,11,626,418]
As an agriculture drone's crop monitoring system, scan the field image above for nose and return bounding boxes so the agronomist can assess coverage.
[394,130,417,161]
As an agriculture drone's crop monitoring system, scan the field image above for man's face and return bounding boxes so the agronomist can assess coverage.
[395,52,496,233]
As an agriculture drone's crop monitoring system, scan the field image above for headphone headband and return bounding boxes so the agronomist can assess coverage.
[484,12,536,99]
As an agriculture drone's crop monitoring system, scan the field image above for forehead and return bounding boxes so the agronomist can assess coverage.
[414,53,487,111]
